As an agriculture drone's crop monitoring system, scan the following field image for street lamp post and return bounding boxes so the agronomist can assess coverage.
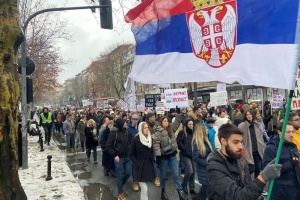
[20,2,111,169]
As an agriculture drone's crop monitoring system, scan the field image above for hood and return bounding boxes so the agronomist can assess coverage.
[267,134,279,146]
[205,122,213,130]
[266,134,296,147]
[137,122,146,135]
[155,125,164,132]
[182,118,192,128]
[114,118,125,131]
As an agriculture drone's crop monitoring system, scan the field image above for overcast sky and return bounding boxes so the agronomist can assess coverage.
[51,0,136,83]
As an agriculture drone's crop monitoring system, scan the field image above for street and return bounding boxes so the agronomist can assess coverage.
[54,134,200,200]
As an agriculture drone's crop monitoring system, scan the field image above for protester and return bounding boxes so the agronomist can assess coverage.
[192,123,213,200]
[207,123,282,200]
[176,119,196,197]
[238,110,264,178]
[76,116,86,152]
[40,107,54,146]
[205,118,217,150]
[153,115,187,200]
[145,112,160,187]
[289,112,300,154]
[85,119,99,164]
[106,118,132,200]
[262,121,300,199]
[63,114,76,155]
[100,120,115,177]
[129,122,155,200]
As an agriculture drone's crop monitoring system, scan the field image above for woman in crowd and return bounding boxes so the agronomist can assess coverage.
[85,119,99,164]
[100,119,115,177]
[129,122,155,200]
[192,123,213,200]
[238,110,264,178]
[55,111,63,135]
[253,110,269,146]
[176,119,196,197]
[153,115,187,200]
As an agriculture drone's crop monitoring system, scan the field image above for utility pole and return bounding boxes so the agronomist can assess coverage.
[20,1,112,169]
[194,82,197,106]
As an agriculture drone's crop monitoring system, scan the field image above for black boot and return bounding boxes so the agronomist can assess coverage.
[177,189,188,200]
[104,168,109,176]
[182,184,188,194]
[161,189,169,200]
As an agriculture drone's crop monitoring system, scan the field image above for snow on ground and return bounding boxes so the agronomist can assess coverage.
[19,135,85,200]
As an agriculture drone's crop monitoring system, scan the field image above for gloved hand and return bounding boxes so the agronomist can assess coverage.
[260,159,282,182]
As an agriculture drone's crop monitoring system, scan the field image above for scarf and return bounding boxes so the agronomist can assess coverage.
[138,122,152,148]
[138,131,152,148]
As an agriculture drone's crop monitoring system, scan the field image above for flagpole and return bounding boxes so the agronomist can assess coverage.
[266,91,294,199]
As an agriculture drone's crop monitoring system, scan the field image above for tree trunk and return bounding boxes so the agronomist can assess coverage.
[0,0,27,199]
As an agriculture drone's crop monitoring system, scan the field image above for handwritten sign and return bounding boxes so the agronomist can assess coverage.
[217,83,226,92]
[210,91,228,107]
[145,94,161,107]
[271,95,284,109]
[164,88,189,108]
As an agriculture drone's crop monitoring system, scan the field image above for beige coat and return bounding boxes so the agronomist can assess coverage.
[238,121,264,165]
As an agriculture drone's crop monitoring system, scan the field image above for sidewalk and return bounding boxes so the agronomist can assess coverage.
[19,135,85,200]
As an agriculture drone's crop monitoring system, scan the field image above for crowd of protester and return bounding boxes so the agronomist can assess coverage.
[33,99,300,200]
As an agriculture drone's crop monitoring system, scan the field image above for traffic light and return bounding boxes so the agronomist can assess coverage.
[99,0,113,29]
[26,78,33,103]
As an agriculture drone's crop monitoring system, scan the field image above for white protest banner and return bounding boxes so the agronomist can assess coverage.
[292,62,300,110]
[164,88,188,108]
[124,77,137,111]
[217,83,226,92]
[210,91,228,107]
[271,95,284,109]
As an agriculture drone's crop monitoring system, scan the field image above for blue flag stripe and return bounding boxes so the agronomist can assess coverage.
[134,0,300,55]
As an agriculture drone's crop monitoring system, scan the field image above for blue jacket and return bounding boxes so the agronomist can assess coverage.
[127,122,139,140]
[193,141,212,185]
[262,135,300,186]
[205,122,216,149]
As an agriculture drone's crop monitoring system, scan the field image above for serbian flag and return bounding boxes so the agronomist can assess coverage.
[125,0,300,89]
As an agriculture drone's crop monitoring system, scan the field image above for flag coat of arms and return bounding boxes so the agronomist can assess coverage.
[125,0,300,90]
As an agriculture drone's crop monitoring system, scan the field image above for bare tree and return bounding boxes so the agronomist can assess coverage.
[0,1,27,199]
[19,0,71,103]
[91,43,135,99]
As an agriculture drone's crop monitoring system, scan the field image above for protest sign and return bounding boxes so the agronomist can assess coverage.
[271,95,284,109]
[210,91,228,107]
[292,63,300,110]
[164,88,189,108]
[217,83,226,92]
[145,94,161,107]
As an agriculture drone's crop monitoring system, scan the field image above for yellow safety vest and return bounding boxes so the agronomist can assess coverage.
[41,112,52,124]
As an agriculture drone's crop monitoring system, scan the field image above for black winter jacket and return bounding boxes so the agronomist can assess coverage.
[262,135,300,186]
[207,149,265,200]
[105,126,131,158]
[129,135,155,182]
[177,128,193,158]
[100,127,110,150]
[193,141,211,185]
